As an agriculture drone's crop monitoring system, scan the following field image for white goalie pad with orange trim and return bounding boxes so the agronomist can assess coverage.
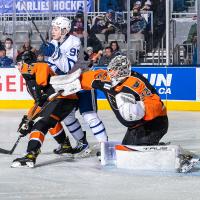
[115,144,181,172]
[101,142,183,172]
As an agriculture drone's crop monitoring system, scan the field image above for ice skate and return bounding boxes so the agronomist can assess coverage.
[72,132,91,158]
[11,150,40,168]
[53,137,73,157]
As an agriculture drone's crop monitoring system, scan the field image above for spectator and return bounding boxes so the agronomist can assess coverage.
[141,1,153,51]
[186,16,197,44]
[110,41,121,57]
[18,39,37,55]
[91,9,116,41]
[4,38,17,60]
[132,1,142,11]
[130,8,147,40]
[71,7,90,46]
[0,46,13,67]
[87,33,103,52]
[141,0,152,11]
[84,47,103,65]
[98,47,114,65]
[183,16,197,63]
[153,0,166,48]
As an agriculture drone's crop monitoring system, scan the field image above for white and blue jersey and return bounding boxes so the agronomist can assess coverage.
[48,35,81,75]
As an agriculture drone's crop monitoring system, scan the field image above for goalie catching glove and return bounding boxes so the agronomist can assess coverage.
[18,115,34,137]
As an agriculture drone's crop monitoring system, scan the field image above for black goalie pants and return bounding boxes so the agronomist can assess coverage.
[122,116,168,146]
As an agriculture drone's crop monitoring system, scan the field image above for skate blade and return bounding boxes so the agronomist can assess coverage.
[74,148,92,158]
[56,153,74,158]
[11,161,35,168]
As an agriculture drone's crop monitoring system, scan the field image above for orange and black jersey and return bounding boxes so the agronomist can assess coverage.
[20,62,54,86]
[81,69,167,128]
[20,62,78,101]
[20,62,55,102]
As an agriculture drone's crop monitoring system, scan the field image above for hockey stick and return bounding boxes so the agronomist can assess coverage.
[31,90,64,121]
[20,0,46,44]
[0,103,40,155]
[0,90,63,155]
[0,136,22,155]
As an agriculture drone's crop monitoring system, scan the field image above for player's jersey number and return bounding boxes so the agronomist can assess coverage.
[69,48,80,56]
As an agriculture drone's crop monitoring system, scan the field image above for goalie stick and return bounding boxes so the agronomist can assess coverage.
[0,90,64,155]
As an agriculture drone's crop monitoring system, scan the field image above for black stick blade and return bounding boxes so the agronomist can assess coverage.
[0,148,11,154]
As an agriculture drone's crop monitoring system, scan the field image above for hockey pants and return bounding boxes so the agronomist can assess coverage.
[122,116,168,145]
[27,98,78,152]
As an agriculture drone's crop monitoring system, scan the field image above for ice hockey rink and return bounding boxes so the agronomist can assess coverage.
[0,110,200,200]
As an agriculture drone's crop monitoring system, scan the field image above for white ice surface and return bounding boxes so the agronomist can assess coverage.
[0,110,200,200]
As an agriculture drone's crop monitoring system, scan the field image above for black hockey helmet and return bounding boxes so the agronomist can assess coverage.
[16,51,37,65]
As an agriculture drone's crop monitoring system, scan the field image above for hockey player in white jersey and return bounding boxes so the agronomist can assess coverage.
[40,16,108,157]
[40,16,91,156]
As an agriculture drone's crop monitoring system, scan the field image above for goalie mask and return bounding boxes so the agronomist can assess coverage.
[52,16,71,34]
[107,55,131,87]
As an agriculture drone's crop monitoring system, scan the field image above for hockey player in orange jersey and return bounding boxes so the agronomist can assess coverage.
[80,55,168,145]
[11,51,87,167]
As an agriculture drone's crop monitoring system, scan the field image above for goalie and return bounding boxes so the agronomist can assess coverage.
[80,55,168,145]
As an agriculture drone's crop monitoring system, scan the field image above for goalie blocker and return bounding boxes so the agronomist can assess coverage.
[50,68,82,96]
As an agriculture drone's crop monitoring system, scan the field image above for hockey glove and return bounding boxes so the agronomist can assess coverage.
[39,42,55,57]
[18,115,34,137]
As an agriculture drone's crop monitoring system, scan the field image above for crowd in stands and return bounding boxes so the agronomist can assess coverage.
[0,0,169,67]
[0,45,13,67]
[0,37,38,67]
[183,15,197,64]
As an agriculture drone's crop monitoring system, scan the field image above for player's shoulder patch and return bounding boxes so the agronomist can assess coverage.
[95,72,108,80]
[132,81,140,89]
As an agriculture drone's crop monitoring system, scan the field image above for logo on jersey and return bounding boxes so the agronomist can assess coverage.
[132,81,140,89]
[96,72,107,80]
